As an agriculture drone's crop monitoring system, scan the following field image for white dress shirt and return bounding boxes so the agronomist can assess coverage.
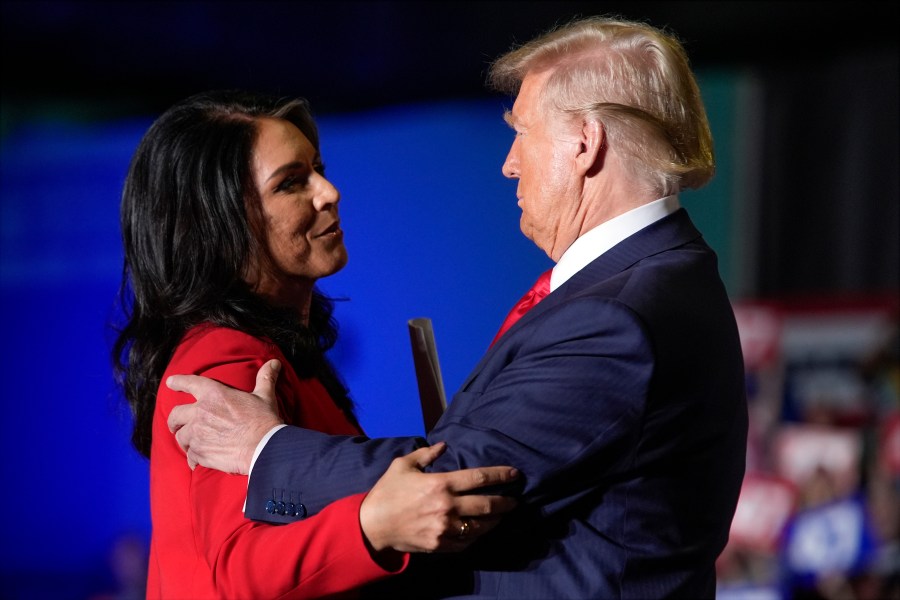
[550,194,680,291]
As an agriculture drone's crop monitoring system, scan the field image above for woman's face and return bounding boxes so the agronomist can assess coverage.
[248,117,347,300]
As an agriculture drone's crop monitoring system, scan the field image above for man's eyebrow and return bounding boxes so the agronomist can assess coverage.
[502,110,517,128]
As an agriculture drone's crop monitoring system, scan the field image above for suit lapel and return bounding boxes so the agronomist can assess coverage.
[562,207,702,296]
[458,209,702,391]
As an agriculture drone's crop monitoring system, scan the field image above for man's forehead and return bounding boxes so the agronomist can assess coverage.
[505,70,551,126]
[504,97,531,127]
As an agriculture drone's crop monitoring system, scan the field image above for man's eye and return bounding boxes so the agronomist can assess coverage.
[314,163,326,175]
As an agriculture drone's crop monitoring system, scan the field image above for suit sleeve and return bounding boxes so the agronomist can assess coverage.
[247,426,425,521]
[427,297,654,514]
[156,328,408,598]
[248,297,653,520]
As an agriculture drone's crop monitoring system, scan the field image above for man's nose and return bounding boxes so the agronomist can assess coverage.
[501,146,518,179]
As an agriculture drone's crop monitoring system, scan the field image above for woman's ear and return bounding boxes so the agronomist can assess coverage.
[575,118,604,176]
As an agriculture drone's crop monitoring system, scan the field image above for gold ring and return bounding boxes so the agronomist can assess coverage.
[458,518,471,540]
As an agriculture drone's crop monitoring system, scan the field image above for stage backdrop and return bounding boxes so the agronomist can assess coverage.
[0,75,736,598]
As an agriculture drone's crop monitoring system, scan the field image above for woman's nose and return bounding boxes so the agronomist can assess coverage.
[314,176,340,211]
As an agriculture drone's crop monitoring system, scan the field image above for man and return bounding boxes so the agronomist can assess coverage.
[168,16,747,598]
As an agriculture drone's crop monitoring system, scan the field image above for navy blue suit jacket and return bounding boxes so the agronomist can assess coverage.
[247,209,748,599]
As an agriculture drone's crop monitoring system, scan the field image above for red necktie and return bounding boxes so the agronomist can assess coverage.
[490,269,552,347]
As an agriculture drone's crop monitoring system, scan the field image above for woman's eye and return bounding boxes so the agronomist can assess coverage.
[276,175,303,192]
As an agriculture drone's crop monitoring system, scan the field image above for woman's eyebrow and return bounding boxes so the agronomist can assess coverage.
[265,161,306,183]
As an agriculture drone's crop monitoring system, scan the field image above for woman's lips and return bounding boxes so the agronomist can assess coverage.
[316,221,341,237]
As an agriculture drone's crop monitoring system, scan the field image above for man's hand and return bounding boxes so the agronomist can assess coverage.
[166,359,284,474]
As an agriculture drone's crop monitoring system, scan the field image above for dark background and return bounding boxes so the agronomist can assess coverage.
[2,1,897,115]
[1,2,897,599]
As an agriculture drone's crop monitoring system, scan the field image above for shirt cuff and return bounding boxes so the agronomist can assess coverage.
[243,423,287,513]
[250,423,288,477]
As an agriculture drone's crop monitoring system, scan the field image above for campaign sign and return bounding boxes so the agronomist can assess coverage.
[729,473,798,553]
[782,495,876,584]
[773,424,862,499]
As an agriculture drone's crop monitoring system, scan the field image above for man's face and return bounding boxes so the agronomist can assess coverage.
[501,70,583,260]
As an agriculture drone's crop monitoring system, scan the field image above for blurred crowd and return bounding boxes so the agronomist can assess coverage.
[719,298,900,600]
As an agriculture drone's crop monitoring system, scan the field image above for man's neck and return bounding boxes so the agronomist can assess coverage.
[550,195,681,291]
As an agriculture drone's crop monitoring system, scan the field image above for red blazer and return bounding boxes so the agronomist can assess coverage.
[147,324,406,599]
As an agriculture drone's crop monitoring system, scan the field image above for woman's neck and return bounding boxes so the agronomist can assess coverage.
[250,274,315,326]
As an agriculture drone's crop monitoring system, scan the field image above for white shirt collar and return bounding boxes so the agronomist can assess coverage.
[550,195,681,291]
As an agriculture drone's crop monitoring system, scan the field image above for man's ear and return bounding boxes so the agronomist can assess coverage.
[575,118,604,176]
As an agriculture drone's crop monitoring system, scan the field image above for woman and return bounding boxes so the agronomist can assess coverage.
[112,90,515,599]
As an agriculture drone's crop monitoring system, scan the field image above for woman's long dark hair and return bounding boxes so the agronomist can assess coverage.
[112,89,355,458]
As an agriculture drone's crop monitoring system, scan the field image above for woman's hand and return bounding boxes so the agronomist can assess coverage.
[358,442,519,554]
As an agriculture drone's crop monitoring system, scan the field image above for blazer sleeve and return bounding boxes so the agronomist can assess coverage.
[156,327,408,598]
[248,297,653,520]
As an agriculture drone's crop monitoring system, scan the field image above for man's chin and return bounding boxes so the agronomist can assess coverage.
[519,223,550,255]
